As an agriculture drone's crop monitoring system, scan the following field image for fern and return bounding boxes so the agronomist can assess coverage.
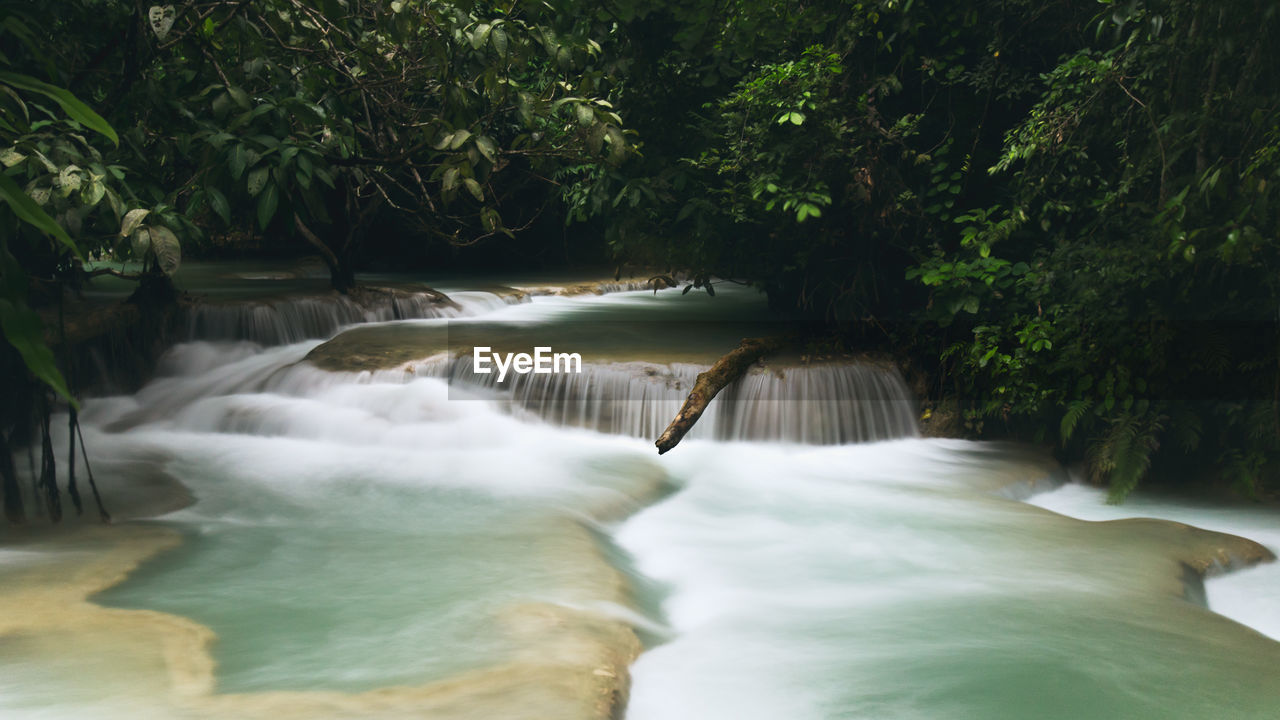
[1060,398,1094,443]
[1167,406,1202,452]
[1245,401,1276,442]
[1085,412,1165,503]
[1195,330,1232,376]
[1221,449,1263,499]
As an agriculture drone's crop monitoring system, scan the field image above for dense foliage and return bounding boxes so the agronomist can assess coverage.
[584,0,1280,499]
[2,0,1278,507]
[0,0,633,519]
[912,1,1280,499]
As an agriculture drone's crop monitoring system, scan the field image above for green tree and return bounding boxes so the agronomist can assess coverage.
[910,0,1280,499]
[71,0,633,290]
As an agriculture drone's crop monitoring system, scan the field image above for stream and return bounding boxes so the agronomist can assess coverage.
[1,271,1277,719]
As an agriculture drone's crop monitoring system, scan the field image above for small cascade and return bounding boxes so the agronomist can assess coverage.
[183,288,522,346]
[712,363,920,443]
[374,356,920,445]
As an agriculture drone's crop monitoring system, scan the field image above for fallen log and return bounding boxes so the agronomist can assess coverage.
[654,336,784,454]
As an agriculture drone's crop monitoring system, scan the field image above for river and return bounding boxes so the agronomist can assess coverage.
[1,271,1277,719]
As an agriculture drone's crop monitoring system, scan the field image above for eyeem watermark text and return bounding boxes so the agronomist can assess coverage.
[472,346,582,382]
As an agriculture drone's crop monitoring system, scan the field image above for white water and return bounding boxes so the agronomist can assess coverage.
[308,285,920,445]
[2,281,1279,719]
[615,442,1280,720]
[88,354,657,693]
[183,288,518,345]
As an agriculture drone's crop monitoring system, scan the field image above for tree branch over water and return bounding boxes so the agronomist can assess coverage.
[655,336,783,454]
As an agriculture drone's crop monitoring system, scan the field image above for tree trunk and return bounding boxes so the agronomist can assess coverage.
[294,213,355,294]
[655,337,784,454]
[1,430,25,523]
[329,258,356,294]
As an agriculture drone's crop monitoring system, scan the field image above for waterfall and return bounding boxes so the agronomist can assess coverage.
[711,362,920,442]
[334,355,920,445]
[158,280,920,445]
[183,289,523,345]
[177,278,664,347]
[8,279,1280,720]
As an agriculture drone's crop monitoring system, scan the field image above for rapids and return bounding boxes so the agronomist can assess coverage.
[1,272,1277,719]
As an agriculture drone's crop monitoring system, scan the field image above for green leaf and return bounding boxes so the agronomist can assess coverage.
[588,123,605,155]
[30,151,57,174]
[449,129,472,150]
[463,178,484,202]
[120,208,151,238]
[130,226,152,258]
[0,148,26,167]
[471,23,492,51]
[475,135,497,162]
[491,27,509,55]
[442,166,459,192]
[247,166,269,196]
[229,144,248,180]
[297,152,313,180]
[0,71,118,146]
[105,187,124,218]
[147,5,175,40]
[0,298,77,406]
[147,224,181,276]
[605,126,626,165]
[250,134,281,150]
[58,165,82,197]
[81,178,105,207]
[207,186,230,224]
[0,173,79,258]
[257,182,278,229]
[227,85,251,110]
[313,167,335,189]
[575,103,594,127]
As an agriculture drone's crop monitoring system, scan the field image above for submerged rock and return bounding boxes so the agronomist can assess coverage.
[304,324,450,373]
[512,275,668,297]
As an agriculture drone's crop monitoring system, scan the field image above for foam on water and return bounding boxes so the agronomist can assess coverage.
[614,441,1280,720]
[2,282,1278,720]
[28,338,667,704]
[304,285,921,445]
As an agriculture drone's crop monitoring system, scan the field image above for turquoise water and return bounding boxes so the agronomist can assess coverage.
[0,281,1277,719]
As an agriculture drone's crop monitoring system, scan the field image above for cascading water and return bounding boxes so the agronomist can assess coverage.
[369,356,920,445]
[303,283,921,445]
[1,275,1278,720]
[183,289,521,345]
